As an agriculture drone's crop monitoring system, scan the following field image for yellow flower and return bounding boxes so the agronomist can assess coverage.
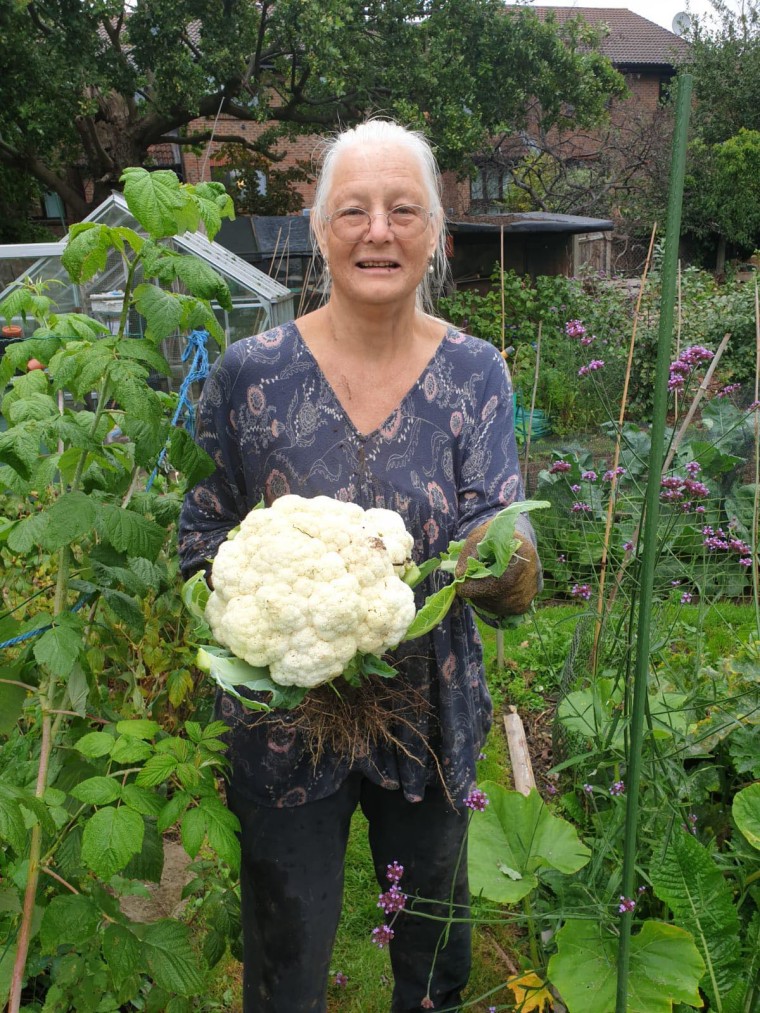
[506,971,553,1012]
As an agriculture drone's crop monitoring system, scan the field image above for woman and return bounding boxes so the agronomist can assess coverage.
[179,119,541,1012]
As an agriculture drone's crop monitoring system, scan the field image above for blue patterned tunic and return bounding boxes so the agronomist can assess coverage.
[178,321,526,808]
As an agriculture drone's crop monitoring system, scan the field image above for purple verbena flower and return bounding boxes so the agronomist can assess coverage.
[571,483,582,493]
[603,466,626,481]
[549,460,572,474]
[681,591,693,604]
[571,583,592,600]
[610,780,625,796]
[334,972,348,987]
[578,359,605,377]
[684,479,709,498]
[623,540,634,552]
[717,382,741,397]
[583,783,594,794]
[378,885,407,914]
[739,556,753,567]
[685,460,701,476]
[618,896,637,914]
[464,788,490,812]
[371,924,395,948]
[565,319,586,338]
[386,861,404,884]
[582,470,598,481]
[571,501,592,513]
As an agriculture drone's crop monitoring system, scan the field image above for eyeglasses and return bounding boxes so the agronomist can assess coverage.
[324,204,433,242]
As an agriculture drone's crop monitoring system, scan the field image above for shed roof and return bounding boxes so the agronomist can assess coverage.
[522,6,690,67]
[449,212,614,234]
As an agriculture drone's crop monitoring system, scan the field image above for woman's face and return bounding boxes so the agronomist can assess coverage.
[320,143,438,311]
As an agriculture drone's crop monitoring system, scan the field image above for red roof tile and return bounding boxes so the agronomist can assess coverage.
[516,6,690,67]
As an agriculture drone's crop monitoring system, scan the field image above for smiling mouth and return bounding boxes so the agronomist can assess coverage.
[357,260,399,269]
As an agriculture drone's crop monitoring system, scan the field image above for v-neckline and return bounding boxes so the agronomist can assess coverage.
[291,321,452,439]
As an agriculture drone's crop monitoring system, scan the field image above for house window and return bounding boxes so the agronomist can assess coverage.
[470,165,510,205]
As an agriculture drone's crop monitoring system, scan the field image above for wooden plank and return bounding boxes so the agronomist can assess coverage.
[503,706,536,797]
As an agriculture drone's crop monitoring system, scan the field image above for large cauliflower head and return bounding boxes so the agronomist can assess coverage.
[205,495,417,688]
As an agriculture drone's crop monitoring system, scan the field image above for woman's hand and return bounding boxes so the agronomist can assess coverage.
[454,521,541,617]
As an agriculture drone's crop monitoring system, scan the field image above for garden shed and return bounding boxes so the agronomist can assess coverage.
[448,212,614,288]
[0,193,296,389]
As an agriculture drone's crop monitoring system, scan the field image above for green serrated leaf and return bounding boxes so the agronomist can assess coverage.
[40,491,97,551]
[33,624,82,678]
[132,284,184,342]
[121,168,192,239]
[121,784,164,817]
[158,792,192,833]
[39,893,102,954]
[99,503,166,561]
[168,427,216,488]
[181,806,206,859]
[141,918,206,995]
[112,733,153,764]
[167,668,195,708]
[81,805,145,879]
[117,719,160,740]
[0,794,26,854]
[74,731,116,758]
[102,923,142,989]
[61,224,112,282]
[70,776,122,806]
[116,338,170,375]
[202,799,240,870]
[136,753,179,787]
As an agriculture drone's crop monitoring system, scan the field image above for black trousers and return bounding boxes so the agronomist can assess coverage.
[226,775,472,1013]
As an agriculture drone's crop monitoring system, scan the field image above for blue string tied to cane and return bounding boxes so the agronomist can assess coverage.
[146,328,210,491]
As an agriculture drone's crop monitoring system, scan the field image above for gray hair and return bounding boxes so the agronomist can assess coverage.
[310,119,449,313]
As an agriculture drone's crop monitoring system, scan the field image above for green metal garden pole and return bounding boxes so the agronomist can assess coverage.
[614,73,693,1013]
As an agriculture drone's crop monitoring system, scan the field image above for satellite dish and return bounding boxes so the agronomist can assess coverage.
[672,11,692,35]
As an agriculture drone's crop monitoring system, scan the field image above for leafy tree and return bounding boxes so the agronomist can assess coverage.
[687,0,760,145]
[683,129,760,267]
[0,0,624,225]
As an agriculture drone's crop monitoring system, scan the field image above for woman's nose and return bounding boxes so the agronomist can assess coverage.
[366,212,393,240]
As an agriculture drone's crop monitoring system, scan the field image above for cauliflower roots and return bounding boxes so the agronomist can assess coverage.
[205,495,417,688]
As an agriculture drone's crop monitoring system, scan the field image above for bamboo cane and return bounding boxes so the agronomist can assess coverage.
[615,72,693,1013]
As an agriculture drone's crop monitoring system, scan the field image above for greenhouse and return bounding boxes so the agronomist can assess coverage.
[0,192,296,389]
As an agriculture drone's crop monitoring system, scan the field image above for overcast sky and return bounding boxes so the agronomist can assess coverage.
[525,0,721,33]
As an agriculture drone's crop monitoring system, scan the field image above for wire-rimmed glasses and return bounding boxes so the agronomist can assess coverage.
[324,204,433,242]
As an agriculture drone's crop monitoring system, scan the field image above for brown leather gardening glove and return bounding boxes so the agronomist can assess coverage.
[455,521,542,617]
